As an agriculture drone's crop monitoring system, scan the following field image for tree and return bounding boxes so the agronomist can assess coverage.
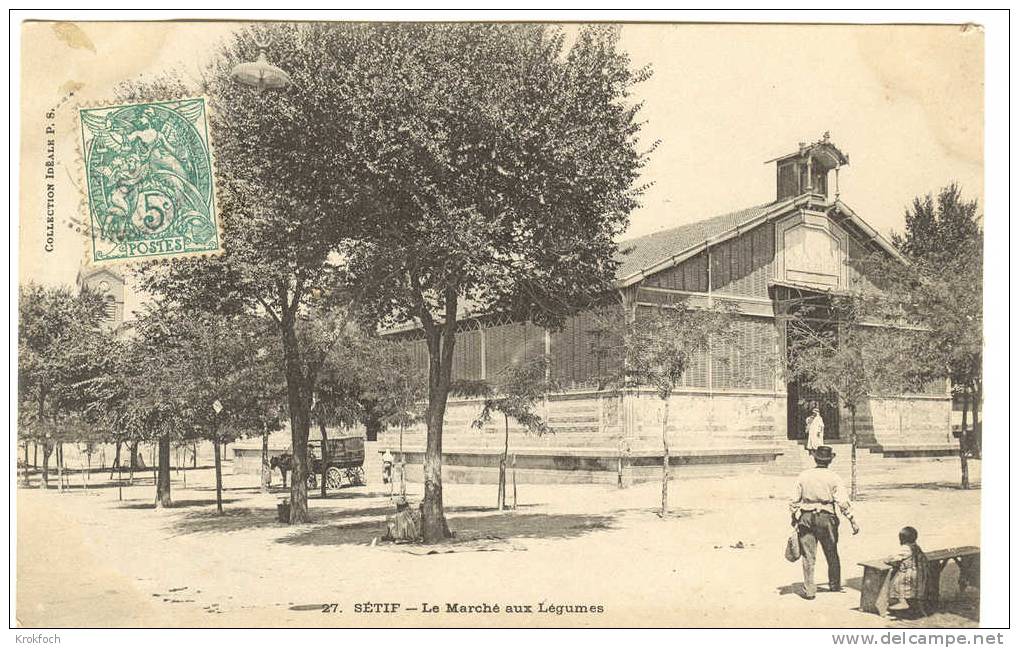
[346,24,653,541]
[471,356,554,510]
[126,23,379,522]
[131,307,280,512]
[84,334,156,490]
[594,302,738,516]
[18,283,112,490]
[358,340,427,495]
[883,184,983,488]
[785,292,910,499]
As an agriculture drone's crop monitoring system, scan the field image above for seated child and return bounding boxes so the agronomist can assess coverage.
[383,495,421,543]
[886,526,930,617]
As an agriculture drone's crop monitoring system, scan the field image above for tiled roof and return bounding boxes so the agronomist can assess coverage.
[385,199,788,334]
[614,202,778,282]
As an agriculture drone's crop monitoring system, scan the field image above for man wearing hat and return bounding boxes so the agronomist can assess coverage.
[790,445,859,599]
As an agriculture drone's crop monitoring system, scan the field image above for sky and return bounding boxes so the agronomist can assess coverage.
[614,23,983,240]
[19,21,983,291]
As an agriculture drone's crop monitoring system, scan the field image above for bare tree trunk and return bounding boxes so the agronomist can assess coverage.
[213,433,224,514]
[282,318,312,524]
[33,443,38,469]
[498,414,508,511]
[64,445,72,490]
[972,381,982,458]
[35,394,48,489]
[261,421,271,494]
[39,442,51,489]
[129,440,139,485]
[399,424,406,497]
[364,410,382,442]
[21,442,30,486]
[511,453,517,510]
[660,398,670,517]
[959,391,970,489]
[110,441,121,480]
[56,443,64,494]
[850,407,859,500]
[81,444,90,491]
[319,419,328,499]
[155,435,172,508]
[193,440,198,468]
[415,289,467,542]
[421,330,454,543]
[22,442,30,486]
[422,393,451,541]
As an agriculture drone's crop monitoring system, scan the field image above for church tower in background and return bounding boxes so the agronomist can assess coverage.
[76,265,125,331]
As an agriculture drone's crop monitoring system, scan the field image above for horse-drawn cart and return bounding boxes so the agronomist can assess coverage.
[268,436,366,490]
[306,436,365,489]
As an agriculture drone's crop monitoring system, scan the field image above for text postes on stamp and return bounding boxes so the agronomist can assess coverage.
[79,98,221,265]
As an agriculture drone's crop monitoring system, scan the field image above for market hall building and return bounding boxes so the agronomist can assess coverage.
[378,136,955,483]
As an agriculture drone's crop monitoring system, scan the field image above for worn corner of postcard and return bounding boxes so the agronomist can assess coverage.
[76,96,224,267]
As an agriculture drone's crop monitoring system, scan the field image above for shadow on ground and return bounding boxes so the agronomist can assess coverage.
[170,507,286,536]
[169,500,560,539]
[277,512,617,547]
[611,506,708,520]
[185,485,381,498]
[889,590,980,627]
[118,498,241,510]
[20,479,157,491]
[188,485,280,495]
[776,582,800,597]
[776,581,858,597]
[777,580,979,628]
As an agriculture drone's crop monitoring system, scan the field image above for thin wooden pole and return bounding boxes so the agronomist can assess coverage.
[56,443,64,494]
[511,454,517,510]
[399,423,406,497]
[213,433,224,514]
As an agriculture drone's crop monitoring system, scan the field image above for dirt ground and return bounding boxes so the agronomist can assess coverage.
[15,456,980,628]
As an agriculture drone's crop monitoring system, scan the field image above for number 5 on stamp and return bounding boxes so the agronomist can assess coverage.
[79,97,222,265]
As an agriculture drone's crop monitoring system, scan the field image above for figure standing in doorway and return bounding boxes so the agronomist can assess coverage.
[805,403,825,456]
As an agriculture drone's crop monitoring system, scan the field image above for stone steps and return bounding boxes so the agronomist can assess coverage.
[761,439,958,477]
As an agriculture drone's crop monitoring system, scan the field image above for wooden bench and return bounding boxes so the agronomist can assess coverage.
[858,546,979,616]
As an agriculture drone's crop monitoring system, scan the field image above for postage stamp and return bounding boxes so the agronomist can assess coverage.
[78,97,221,264]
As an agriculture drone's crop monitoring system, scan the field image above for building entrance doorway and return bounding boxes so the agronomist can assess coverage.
[786,378,840,441]
[777,286,841,442]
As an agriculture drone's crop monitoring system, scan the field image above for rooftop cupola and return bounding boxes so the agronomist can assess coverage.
[769,132,849,203]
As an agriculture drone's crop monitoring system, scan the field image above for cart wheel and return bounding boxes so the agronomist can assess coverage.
[326,467,344,489]
[347,467,365,486]
[306,473,317,490]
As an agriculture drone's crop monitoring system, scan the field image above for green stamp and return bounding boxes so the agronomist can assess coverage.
[79,98,221,264]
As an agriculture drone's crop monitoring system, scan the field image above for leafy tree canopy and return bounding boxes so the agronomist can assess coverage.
[18,283,115,442]
[344,23,654,331]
